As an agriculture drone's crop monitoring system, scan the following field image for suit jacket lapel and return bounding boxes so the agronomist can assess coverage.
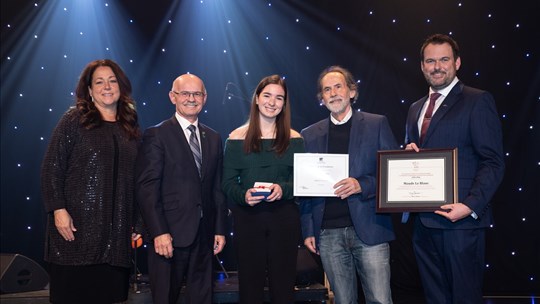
[314,119,330,153]
[423,82,463,145]
[408,100,426,145]
[198,123,208,179]
[168,116,188,146]
[414,98,427,125]
[168,115,202,178]
[348,112,365,170]
[348,112,364,151]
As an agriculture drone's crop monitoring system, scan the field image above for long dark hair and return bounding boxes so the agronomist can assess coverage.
[75,59,140,140]
[243,75,291,156]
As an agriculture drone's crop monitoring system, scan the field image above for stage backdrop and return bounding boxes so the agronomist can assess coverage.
[1,0,538,298]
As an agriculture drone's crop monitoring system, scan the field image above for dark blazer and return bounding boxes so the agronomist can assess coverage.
[405,82,505,229]
[135,116,227,247]
[299,111,397,247]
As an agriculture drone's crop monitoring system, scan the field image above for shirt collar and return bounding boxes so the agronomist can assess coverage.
[430,77,459,97]
[175,112,198,130]
[330,107,353,125]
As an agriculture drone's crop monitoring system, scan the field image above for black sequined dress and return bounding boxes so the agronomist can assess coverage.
[41,108,138,268]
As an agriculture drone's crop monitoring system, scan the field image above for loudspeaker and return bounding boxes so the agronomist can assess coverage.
[0,253,49,294]
[296,247,323,287]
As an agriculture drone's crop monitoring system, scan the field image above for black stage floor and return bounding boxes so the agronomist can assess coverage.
[1,290,537,304]
[0,272,537,304]
[0,272,329,304]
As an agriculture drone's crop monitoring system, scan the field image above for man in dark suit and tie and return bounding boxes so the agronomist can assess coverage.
[404,34,505,304]
[300,66,397,304]
[136,74,228,304]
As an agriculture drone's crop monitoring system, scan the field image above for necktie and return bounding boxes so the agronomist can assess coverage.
[187,125,202,176]
[419,92,441,145]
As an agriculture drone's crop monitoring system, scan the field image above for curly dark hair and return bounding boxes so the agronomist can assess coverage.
[74,59,140,140]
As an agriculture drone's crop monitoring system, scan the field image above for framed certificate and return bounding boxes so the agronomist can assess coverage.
[294,153,349,197]
[376,148,457,212]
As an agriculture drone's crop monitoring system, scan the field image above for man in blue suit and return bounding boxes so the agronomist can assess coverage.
[404,34,505,304]
[136,74,228,304]
[300,66,397,304]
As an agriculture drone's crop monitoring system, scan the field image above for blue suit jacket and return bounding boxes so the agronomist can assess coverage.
[405,82,505,229]
[135,116,228,247]
[299,111,397,247]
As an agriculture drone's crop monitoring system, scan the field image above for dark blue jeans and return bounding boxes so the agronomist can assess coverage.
[319,227,393,304]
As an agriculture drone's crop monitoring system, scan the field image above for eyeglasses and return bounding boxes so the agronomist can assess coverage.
[172,91,206,99]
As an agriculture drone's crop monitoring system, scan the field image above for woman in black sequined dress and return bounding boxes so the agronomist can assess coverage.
[41,59,140,304]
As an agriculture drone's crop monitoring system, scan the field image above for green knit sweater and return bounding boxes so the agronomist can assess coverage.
[222,138,305,207]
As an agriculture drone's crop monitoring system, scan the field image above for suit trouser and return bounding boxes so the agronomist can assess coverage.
[233,201,301,304]
[148,221,213,304]
[413,216,486,304]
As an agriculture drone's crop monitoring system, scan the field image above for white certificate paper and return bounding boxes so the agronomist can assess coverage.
[294,153,349,197]
[387,158,445,202]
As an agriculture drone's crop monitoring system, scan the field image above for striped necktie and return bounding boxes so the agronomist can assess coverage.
[187,124,202,176]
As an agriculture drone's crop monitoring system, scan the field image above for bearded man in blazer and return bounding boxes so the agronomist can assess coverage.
[136,74,227,304]
[404,34,505,304]
[300,66,398,304]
